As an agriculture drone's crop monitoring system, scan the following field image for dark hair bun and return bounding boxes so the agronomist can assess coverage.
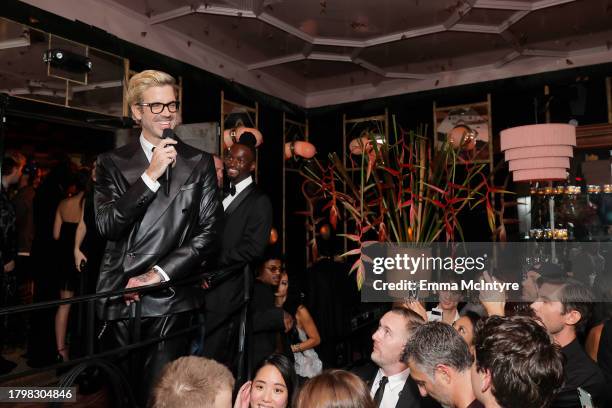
[239,131,257,147]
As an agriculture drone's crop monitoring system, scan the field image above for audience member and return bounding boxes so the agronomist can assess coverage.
[74,162,105,295]
[586,272,612,360]
[403,322,482,408]
[521,263,565,302]
[295,369,375,408]
[530,278,606,407]
[353,307,438,408]
[252,254,294,368]
[428,290,461,324]
[234,353,295,408]
[28,155,75,366]
[471,315,564,408]
[12,158,37,302]
[276,271,322,379]
[53,168,88,362]
[596,319,612,404]
[150,356,234,408]
[0,153,24,375]
[452,311,481,347]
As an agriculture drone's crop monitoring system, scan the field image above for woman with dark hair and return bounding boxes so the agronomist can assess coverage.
[452,310,481,347]
[276,272,322,379]
[294,369,375,408]
[73,161,105,294]
[234,353,296,408]
[53,168,89,361]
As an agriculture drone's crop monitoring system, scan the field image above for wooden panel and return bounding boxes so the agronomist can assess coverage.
[575,123,612,149]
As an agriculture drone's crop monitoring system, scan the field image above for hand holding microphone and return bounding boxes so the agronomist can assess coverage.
[145,129,177,194]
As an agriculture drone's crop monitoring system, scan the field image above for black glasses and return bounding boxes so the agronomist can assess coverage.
[137,101,180,114]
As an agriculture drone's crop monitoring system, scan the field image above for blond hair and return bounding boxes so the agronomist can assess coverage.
[295,370,375,408]
[150,356,235,408]
[126,70,177,106]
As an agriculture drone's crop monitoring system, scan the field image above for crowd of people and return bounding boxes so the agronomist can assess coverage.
[1,68,612,408]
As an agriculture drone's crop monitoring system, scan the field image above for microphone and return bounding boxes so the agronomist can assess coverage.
[162,128,175,196]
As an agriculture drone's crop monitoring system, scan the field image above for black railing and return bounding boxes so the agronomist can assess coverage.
[0,265,251,407]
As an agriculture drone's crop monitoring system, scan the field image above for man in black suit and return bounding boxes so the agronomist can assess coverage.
[354,307,440,408]
[94,70,221,403]
[404,323,482,408]
[471,315,564,408]
[530,278,606,408]
[201,133,273,373]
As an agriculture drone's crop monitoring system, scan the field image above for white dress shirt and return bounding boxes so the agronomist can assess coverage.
[222,175,253,211]
[138,134,169,282]
[370,367,410,408]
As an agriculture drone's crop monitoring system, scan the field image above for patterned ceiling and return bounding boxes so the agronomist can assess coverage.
[15,0,612,107]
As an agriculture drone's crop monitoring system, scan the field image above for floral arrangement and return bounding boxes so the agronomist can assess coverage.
[300,117,503,288]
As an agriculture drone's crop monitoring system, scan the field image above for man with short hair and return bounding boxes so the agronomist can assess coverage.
[150,356,234,408]
[201,133,273,375]
[404,322,482,408]
[0,153,25,375]
[95,69,222,403]
[530,278,606,407]
[354,307,439,408]
[471,315,564,408]
[1,153,25,275]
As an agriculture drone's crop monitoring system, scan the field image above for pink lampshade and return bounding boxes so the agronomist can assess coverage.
[513,169,568,182]
[500,124,576,150]
[500,123,576,182]
[504,145,573,161]
[508,157,570,171]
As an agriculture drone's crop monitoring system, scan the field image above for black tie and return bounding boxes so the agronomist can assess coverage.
[373,376,388,407]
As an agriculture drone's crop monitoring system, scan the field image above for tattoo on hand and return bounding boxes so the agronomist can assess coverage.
[135,270,157,282]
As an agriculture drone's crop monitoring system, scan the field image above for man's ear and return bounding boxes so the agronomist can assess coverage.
[481,369,492,393]
[250,161,256,172]
[130,104,142,123]
[434,364,452,384]
[564,309,582,326]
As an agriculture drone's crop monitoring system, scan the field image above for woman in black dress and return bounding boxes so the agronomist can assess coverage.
[53,170,88,361]
[74,162,104,295]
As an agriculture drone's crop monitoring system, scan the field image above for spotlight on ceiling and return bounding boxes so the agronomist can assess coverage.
[43,48,92,73]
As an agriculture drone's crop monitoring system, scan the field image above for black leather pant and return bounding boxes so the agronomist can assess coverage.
[103,312,192,407]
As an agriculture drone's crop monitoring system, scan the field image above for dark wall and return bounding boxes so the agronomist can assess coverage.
[307,67,611,158]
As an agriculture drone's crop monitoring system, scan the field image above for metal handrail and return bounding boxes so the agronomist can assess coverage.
[0,265,243,316]
[0,264,250,385]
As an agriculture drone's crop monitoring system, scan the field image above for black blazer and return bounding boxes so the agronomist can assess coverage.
[353,362,441,408]
[94,139,222,320]
[204,182,272,316]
